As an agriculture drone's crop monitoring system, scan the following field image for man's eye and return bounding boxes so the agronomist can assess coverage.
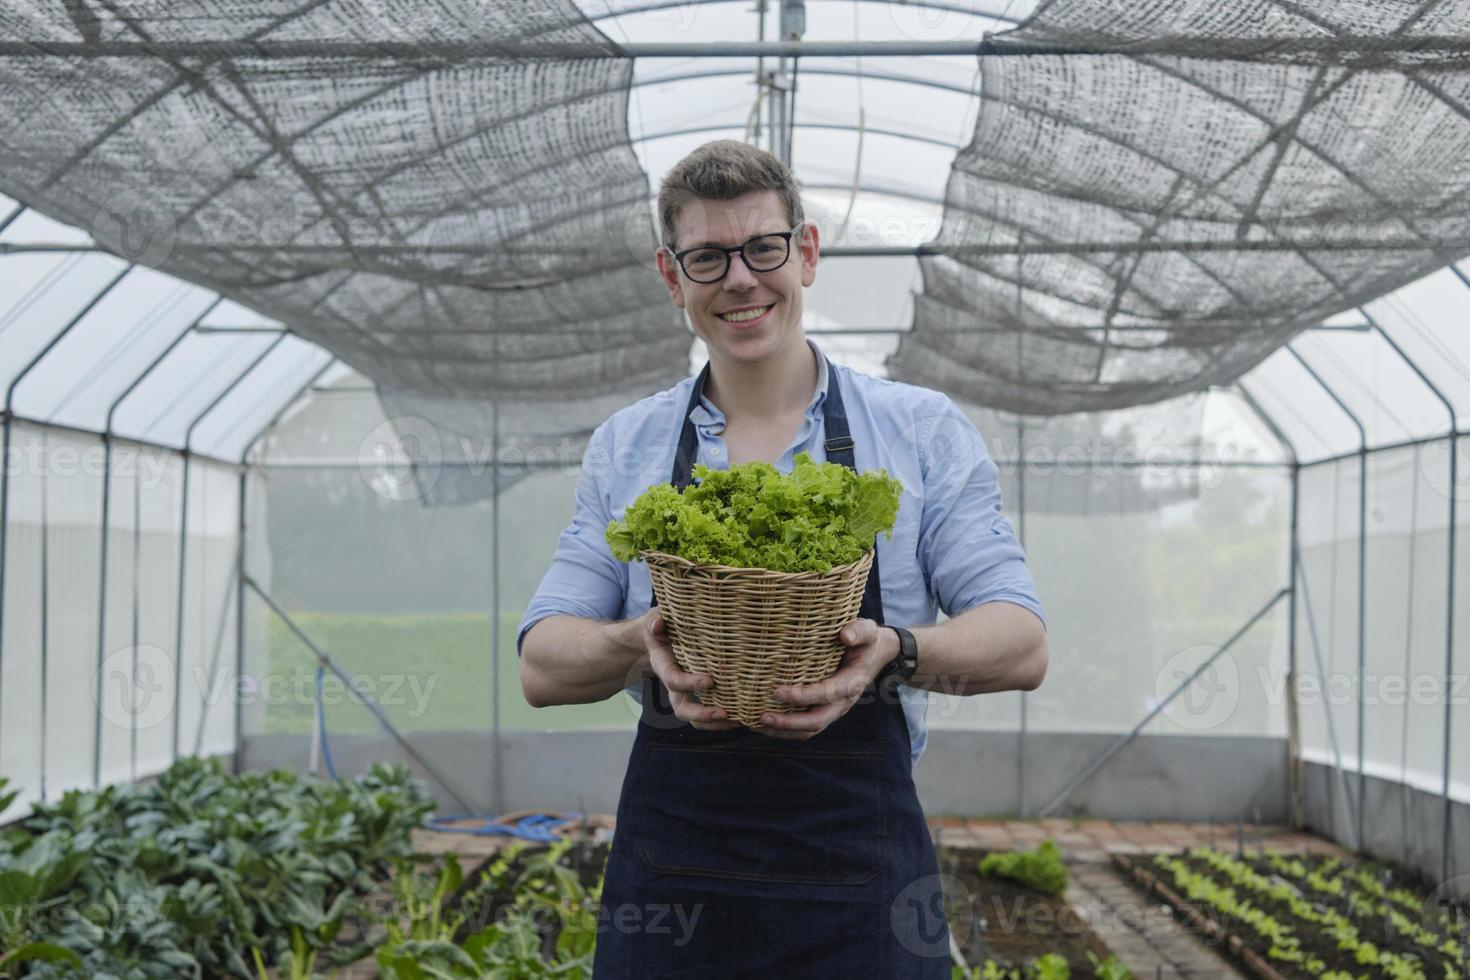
[688,250,721,263]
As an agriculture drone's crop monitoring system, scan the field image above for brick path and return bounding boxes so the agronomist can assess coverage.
[413,815,1351,864]
[1067,861,1249,979]
[924,817,1350,863]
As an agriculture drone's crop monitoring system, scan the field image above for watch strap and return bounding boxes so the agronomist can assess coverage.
[879,625,918,682]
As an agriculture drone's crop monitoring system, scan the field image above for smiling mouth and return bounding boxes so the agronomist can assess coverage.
[716,304,774,324]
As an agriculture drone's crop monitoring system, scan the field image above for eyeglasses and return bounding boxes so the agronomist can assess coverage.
[665,225,804,284]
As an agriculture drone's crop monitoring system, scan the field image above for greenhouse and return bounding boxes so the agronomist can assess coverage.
[1,0,1468,977]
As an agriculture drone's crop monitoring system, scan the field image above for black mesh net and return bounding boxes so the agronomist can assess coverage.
[0,0,690,474]
[891,0,1470,414]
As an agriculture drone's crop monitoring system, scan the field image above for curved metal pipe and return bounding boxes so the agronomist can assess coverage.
[1286,341,1368,853]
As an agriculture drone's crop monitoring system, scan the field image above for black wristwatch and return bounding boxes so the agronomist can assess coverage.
[877,625,918,701]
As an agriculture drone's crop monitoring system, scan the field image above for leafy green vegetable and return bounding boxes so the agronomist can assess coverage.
[1085,950,1134,980]
[606,451,903,573]
[1031,953,1070,980]
[375,838,600,978]
[1,758,434,978]
[978,839,1068,897]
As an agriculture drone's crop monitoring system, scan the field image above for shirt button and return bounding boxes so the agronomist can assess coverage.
[709,446,722,456]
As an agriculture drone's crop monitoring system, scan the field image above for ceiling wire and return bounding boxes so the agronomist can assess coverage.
[605,8,654,214]
[744,0,767,143]
[834,2,866,241]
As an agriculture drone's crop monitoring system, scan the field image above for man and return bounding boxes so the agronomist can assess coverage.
[518,139,1047,977]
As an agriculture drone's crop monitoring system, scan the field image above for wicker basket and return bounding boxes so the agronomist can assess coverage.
[643,548,874,727]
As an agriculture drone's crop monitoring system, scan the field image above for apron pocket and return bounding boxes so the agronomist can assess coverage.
[635,737,885,886]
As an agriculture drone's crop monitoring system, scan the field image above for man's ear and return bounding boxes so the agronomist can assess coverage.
[798,222,819,287]
[655,246,685,308]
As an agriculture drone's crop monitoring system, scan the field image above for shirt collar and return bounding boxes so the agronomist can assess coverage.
[690,338,830,429]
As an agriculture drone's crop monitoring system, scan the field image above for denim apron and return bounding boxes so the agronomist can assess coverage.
[591,358,951,978]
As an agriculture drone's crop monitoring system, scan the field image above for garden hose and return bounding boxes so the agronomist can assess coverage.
[314,665,341,782]
[426,812,584,842]
[313,665,581,842]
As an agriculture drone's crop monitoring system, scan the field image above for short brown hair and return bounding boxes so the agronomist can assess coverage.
[657,139,804,248]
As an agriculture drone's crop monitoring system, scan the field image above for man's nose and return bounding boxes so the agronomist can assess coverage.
[723,253,759,290]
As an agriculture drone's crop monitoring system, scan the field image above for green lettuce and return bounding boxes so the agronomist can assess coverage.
[605,451,903,573]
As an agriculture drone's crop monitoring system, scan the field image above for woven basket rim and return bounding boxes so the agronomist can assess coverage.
[641,547,872,579]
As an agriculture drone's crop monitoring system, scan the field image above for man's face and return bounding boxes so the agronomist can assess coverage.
[655,188,819,368]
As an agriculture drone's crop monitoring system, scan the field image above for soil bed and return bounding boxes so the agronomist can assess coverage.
[1123,848,1470,980]
[941,845,1119,978]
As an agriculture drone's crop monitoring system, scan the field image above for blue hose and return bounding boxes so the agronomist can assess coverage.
[314,664,579,841]
[315,665,341,781]
[426,812,582,842]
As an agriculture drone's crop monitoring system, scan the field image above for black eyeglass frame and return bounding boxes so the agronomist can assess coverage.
[664,224,806,284]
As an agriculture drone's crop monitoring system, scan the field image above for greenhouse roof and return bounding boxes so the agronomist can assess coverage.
[1,0,1468,468]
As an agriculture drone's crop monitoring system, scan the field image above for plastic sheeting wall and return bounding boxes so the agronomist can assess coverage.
[937,464,1292,737]
[0,421,246,823]
[1294,435,1469,867]
[1458,437,1470,803]
[247,463,502,739]
[267,382,1290,739]
[231,370,1462,855]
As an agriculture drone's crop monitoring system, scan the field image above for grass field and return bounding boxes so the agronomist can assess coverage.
[257,611,638,735]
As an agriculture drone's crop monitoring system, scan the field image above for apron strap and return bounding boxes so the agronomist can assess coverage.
[820,358,884,627]
[671,361,710,491]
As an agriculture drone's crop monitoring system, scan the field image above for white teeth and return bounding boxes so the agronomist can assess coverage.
[718,305,771,323]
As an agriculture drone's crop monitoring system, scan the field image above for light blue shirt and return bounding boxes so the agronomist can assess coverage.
[517,339,1045,768]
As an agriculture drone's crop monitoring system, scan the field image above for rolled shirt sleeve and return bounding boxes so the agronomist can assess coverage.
[516,423,629,657]
[914,395,1046,628]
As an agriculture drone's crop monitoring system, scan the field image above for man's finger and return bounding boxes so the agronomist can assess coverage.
[837,618,878,648]
[671,690,738,728]
[751,718,818,740]
[692,719,744,731]
[776,667,869,706]
[648,639,715,694]
[758,700,848,734]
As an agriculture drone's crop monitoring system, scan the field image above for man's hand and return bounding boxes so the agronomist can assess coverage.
[639,609,743,731]
[751,618,899,740]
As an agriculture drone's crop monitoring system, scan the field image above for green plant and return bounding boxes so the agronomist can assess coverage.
[606,451,903,572]
[1161,849,1442,980]
[1031,952,1070,980]
[0,758,434,977]
[0,830,90,977]
[0,943,82,979]
[1085,950,1133,980]
[253,926,319,980]
[966,954,1073,980]
[978,839,1068,897]
[374,838,600,979]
